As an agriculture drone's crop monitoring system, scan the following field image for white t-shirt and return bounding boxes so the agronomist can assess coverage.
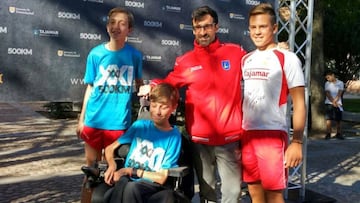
[242,48,305,131]
[324,79,344,105]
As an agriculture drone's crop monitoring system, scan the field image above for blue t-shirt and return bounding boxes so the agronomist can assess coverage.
[118,119,182,173]
[84,43,142,130]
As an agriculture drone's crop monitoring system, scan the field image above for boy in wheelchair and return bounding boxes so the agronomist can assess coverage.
[97,83,189,203]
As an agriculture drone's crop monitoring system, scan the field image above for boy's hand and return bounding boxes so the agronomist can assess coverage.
[104,164,116,185]
[76,122,84,139]
[284,142,303,168]
[113,168,132,182]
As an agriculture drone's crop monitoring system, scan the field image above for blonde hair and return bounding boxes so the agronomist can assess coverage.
[249,3,277,25]
[149,83,179,106]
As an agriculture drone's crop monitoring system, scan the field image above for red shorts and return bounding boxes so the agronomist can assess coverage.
[80,126,125,151]
[241,130,288,190]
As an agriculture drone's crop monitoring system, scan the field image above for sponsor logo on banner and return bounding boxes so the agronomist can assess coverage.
[80,33,102,40]
[179,24,193,31]
[217,27,229,34]
[125,1,145,8]
[58,11,81,20]
[83,0,104,3]
[229,13,245,20]
[9,6,34,15]
[57,50,81,58]
[245,0,260,6]
[0,26,7,33]
[127,36,142,44]
[144,20,162,28]
[143,55,162,62]
[34,29,59,37]
[161,40,180,46]
[162,5,181,13]
[8,48,33,55]
[8,7,16,13]
[70,78,85,85]
[102,16,108,23]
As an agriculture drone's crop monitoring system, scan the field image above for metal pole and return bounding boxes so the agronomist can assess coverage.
[301,0,315,199]
[277,0,315,201]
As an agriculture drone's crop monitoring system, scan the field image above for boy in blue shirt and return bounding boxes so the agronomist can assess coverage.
[77,6,143,171]
[77,7,142,202]
[104,83,181,203]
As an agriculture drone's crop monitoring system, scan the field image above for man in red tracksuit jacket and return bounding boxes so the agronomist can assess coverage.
[139,6,246,203]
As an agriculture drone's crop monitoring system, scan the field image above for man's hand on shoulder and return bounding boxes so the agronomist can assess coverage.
[277,42,289,50]
[137,85,151,96]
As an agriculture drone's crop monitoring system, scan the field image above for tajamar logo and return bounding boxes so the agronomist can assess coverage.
[0,73,3,84]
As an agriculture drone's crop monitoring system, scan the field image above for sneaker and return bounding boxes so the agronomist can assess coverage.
[335,133,345,140]
[325,133,331,140]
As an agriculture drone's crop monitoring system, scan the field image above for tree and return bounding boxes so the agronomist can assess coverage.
[310,0,326,133]
[310,0,360,133]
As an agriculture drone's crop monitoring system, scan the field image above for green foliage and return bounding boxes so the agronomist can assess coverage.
[324,0,360,82]
[343,98,360,113]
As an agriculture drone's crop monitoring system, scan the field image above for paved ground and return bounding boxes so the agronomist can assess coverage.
[0,102,359,203]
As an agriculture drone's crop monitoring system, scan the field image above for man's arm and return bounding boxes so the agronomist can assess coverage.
[337,81,345,105]
[325,90,334,102]
[326,89,342,107]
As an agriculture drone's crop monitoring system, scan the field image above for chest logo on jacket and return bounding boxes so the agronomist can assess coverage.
[221,60,230,71]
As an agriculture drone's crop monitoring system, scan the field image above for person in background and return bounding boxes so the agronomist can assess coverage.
[138,5,246,203]
[104,83,181,203]
[241,3,306,203]
[76,7,143,202]
[324,69,345,140]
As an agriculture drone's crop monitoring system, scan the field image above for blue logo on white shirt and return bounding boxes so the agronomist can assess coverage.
[221,60,230,71]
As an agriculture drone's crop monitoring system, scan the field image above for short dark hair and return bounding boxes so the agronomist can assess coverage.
[324,69,337,76]
[191,6,218,25]
[107,7,135,29]
[249,3,276,25]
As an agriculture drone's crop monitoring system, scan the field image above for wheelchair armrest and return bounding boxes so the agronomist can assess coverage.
[115,144,130,158]
[81,165,100,178]
[168,166,189,178]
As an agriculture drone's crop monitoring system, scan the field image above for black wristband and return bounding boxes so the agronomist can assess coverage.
[131,168,139,178]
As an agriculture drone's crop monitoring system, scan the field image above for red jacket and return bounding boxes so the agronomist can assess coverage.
[153,38,246,145]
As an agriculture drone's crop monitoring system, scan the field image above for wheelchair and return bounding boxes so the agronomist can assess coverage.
[81,103,195,203]
[81,138,194,203]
